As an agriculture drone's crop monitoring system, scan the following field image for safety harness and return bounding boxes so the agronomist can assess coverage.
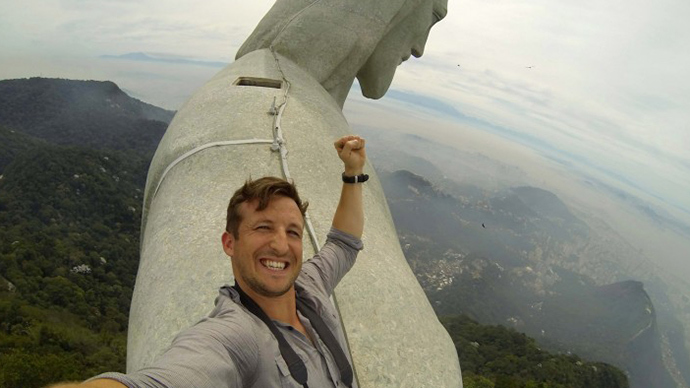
[232,282,354,388]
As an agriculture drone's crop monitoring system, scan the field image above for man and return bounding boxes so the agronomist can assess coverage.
[50,135,367,388]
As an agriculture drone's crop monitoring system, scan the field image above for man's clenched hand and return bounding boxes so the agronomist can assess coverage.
[334,135,366,175]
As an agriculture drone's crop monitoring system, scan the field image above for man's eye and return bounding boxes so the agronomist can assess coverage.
[256,225,270,230]
[288,230,301,238]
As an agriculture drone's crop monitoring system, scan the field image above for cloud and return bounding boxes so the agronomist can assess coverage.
[367,0,690,220]
[0,0,273,59]
[1,0,687,223]
[415,0,690,159]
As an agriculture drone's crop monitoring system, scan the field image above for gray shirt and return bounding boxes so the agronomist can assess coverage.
[93,227,362,388]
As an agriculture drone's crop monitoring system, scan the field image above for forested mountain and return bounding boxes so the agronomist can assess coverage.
[0,78,629,388]
[0,127,46,174]
[442,315,628,388]
[0,78,173,156]
[0,135,148,386]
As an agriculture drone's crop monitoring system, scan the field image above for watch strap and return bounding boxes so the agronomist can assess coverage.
[342,173,369,183]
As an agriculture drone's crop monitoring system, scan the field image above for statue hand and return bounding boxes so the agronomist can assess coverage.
[334,135,366,175]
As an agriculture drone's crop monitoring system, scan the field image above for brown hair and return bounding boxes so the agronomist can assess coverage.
[226,177,309,238]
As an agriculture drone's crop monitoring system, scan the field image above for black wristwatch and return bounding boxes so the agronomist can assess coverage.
[342,173,369,183]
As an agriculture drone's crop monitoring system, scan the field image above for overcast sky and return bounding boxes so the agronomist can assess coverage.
[1,0,689,272]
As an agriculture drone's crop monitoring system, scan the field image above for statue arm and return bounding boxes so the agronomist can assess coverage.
[332,135,366,238]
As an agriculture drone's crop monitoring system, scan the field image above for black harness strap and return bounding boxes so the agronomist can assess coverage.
[232,282,353,388]
[294,284,354,388]
[233,283,309,388]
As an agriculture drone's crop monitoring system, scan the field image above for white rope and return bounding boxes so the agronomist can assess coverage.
[150,49,321,254]
[267,52,355,384]
[268,50,322,252]
[152,138,274,198]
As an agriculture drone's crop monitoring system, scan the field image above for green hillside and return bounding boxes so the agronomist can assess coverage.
[442,315,628,388]
[0,78,171,386]
[0,130,148,387]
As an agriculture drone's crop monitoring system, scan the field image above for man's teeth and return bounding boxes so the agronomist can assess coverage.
[262,259,286,270]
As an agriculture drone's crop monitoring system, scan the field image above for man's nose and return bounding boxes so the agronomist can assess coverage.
[269,229,290,255]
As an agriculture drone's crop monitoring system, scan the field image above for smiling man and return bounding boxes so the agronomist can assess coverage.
[223,186,308,300]
[50,135,366,388]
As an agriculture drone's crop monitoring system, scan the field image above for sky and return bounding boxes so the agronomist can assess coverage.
[1,0,689,274]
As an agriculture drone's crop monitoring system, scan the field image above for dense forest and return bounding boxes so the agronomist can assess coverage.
[0,127,149,387]
[444,315,628,388]
[0,78,629,387]
[0,78,168,387]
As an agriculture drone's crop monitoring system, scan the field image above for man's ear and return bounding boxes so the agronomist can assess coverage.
[221,231,235,257]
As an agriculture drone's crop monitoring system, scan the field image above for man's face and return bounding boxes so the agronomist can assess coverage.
[222,196,304,298]
[357,0,448,98]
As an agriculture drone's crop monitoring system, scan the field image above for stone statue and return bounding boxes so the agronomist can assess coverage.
[237,0,448,106]
[128,0,462,386]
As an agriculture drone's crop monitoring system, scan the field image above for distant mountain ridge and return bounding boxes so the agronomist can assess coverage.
[100,52,227,68]
[511,186,580,224]
[379,169,680,388]
[0,77,173,156]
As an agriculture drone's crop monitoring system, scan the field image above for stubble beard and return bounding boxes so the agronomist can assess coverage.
[245,272,297,298]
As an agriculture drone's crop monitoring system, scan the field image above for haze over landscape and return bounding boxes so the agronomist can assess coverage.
[1,0,689,386]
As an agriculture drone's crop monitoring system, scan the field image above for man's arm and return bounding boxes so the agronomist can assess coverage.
[46,304,251,388]
[297,135,366,296]
[332,135,366,238]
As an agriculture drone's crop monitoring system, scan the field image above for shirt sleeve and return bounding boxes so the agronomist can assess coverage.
[300,227,363,297]
[89,299,258,388]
